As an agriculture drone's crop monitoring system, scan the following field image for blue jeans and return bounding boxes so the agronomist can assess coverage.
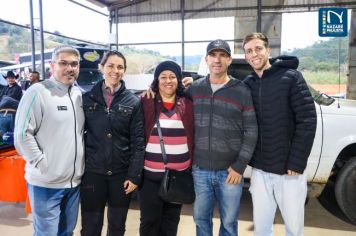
[249,168,307,236]
[0,112,14,133]
[27,183,80,236]
[192,166,244,236]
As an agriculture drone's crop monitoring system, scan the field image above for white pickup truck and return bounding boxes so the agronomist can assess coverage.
[198,56,356,224]
[304,88,356,225]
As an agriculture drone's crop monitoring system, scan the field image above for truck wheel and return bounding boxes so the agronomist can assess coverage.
[335,156,356,225]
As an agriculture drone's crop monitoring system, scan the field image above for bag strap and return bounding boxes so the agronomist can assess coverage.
[156,119,168,166]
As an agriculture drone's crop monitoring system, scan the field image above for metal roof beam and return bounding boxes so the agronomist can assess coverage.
[67,0,109,16]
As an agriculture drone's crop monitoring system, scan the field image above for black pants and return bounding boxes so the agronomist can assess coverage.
[138,178,182,236]
[80,172,132,236]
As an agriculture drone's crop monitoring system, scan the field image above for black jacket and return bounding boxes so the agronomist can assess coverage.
[83,80,145,185]
[1,83,22,101]
[244,55,317,175]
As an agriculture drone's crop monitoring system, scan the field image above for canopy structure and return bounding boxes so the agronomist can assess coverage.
[27,0,356,98]
[84,0,355,55]
[86,0,355,23]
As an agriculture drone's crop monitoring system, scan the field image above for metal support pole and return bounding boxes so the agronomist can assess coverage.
[109,12,113,50]
[257,0,262,32]
[29,0,36,71]
[115,9,119,51]
[38,0,45,80]
[181,0,185,70]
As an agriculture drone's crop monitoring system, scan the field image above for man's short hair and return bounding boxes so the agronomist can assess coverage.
[51,45,80,62]
[31,70,40,76]
[242,32,269,49]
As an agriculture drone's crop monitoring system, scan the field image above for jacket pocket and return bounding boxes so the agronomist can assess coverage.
[83,103,105,115]
[117,105,133,116]
[36,154,48,174]
[113,144,130,164]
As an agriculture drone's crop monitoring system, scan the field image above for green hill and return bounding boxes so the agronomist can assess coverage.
[283,37,348,72]
[0,21,171,73]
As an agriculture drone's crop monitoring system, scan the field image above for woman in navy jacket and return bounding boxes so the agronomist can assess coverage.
[80,51,145,236]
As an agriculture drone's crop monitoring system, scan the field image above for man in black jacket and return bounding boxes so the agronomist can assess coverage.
[243,32,317,236]
[1,71,22,101]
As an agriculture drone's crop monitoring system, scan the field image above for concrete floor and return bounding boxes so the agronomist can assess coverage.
[1,189,355,236]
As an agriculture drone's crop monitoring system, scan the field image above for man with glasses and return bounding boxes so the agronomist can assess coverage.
[14,45,85,236]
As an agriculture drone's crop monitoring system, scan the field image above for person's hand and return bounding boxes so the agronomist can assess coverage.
[140,87,155,99]
[182,77,194,87]
[226,167,242,185]
[287,170,300,176]
[123,180,138,194]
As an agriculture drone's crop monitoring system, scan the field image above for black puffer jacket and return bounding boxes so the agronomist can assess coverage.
[83,80,145,184]
[244,55,317,175]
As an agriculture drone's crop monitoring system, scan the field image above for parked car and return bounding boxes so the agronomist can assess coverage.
[75,47,105,92]
[75,68,103,93]
[332,92,347,99]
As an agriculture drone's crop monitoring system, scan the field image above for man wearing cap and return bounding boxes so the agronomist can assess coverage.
[14,45,85,236]
[185,39,257,236]
[1,71,22,101]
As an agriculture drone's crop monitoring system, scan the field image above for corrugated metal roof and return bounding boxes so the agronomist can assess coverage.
[86,0,356,23]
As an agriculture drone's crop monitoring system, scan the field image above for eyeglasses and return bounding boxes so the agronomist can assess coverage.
[56,60,79,68]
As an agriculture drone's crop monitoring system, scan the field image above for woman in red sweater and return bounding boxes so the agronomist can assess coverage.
[139,61,194,236]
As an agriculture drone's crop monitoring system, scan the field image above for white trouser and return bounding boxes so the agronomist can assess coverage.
[249,168,307,236]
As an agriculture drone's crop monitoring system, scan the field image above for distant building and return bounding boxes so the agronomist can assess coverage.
[0,60,15,68]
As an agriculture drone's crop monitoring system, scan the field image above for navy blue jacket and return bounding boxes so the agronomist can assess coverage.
[244,55,317,175]
[83,80,145,185]
[1,83,22,101]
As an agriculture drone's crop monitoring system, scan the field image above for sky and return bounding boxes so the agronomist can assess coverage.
[0,0,351,56]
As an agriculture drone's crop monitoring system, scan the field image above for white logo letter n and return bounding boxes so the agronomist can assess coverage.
[327,10,343,24]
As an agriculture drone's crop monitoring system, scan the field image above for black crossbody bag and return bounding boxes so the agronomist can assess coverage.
[156,119,195,204]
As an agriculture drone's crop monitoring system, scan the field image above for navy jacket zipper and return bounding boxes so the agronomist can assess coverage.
[68,86,77,188]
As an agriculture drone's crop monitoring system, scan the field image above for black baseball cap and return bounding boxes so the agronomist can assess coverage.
[206,39,231,56]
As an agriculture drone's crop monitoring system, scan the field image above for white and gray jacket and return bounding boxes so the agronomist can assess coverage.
[14,77,85,188]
